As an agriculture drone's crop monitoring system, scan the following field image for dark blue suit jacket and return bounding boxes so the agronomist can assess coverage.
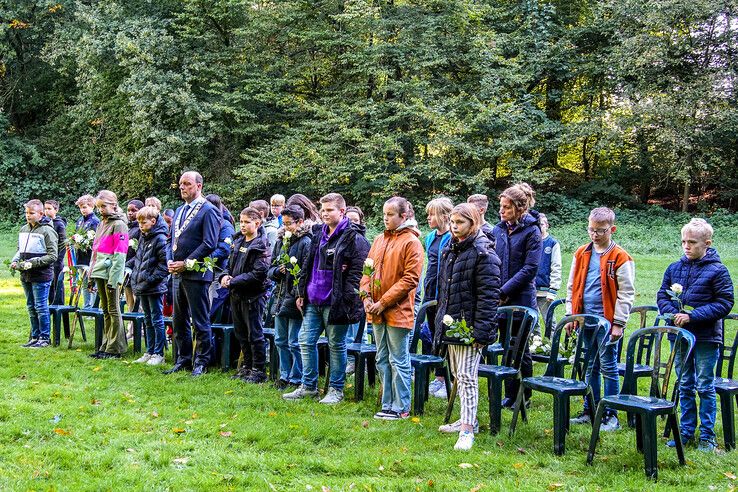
[170,199,221,282]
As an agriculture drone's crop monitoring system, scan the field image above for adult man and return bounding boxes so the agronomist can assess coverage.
[165,171,221,377]
[284,193,370,404]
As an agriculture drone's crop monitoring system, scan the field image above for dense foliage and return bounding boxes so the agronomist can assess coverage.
[2,0,737,217]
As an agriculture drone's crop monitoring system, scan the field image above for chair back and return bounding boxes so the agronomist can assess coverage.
[543,299,566,338]
[410,300,437,354]
[717,314,738,380]
[621,326,696,401]
[69,265,90,308]
[618,305,660,364]
[497,306,539,369]
[353,315,368,344]
[547,314,610,380]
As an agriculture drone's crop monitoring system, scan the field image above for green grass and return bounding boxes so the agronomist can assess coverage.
[1,229,738,491]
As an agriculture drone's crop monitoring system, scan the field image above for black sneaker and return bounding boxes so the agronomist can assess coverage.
[245,370,267,384]
[98,352,122,359]
[231,366,251,380]
[30,339,50,348]
[570,411,592,425]
[89,351,103,358]
[22,339,39,348]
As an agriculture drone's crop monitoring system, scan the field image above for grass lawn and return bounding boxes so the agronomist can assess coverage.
[1,227,738,491]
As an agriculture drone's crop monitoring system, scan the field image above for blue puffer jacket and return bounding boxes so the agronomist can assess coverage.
[657,248,734,344]
[492,210,542,309]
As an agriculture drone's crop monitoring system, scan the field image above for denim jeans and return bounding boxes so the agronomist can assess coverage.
[275,315,303,383]
[140,294,166,356]
[22,280,51,340]
[81,275,97,308]
[582,325,619,416]
[346,322,359,344]
[49,268,65,305]
[374,323,412,413]
[299,304,348,392]
[674,340,720,444]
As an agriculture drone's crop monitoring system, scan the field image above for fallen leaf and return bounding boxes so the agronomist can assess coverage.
[547,484,564,491]
[76,349,81,352]
[321,487,331,492]
[725,472,737,480]
[220,423,227,428]
[50,415,62,423]
[191,412,198,419]
[361,420,369,428]
[90,399,100,406]
[126,448,135,453]
[512,463,524,469]
[224,390,234,395]
[470,485,484,492]
[544,428,553,436]
[53,428,70,436]
[184,420,194,425]
[151,411,159,418]
[496,441,504,447]
[427,480,434,487]
[172,427,186,434]
[517,447,527,454]
[268,411,277,417]
[172,457,189,465]
[411,417,420,423]
[220,431,232,437]
[378,465,385,471]
[459,463,473,469]
[306,486,313,491]
[92,366,101,372]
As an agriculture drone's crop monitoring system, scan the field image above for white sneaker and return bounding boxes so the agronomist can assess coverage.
[428,379,444,395]
[439,419,479,434]
[134,353,153,363]
[147,354,165,366]
[319,387,344,404]
[600,415,621,432]
[346,360,356,375]
[454,430,475,451]
[283,385,319,400]
[433,385,448,399]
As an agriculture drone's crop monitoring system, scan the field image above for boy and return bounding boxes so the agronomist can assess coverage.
[44,200,67,305]
[250,199,278,252]
[74,194,100,308]
[567,207,635,431]
[467,194,495,241]
[124,200,144,331]
[535,213,562,335]
[131,206,169,366]
[220,207,272,383]
[270,194,286,227]
[658,218,734,452]
[12,199,58,347]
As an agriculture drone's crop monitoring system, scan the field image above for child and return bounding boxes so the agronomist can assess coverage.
[345,205,367,353]
[250,199,279,252]
[423,197,454,399]
[535,213,562,335]
[567,207,635,431]
[345,206,365,229]
[74,194,101,308]
[435,203,501,450]
[220,207,272,383]
[12,199,58,348]
[657,218,734,452]
[163,209,175,232]
[268,205,313,389]
[145,196,162,212]
[271,194,286,227]
[124,200,143,334]
[467,194,495,241]
[89,191,129,359]
[131,206,169,366]
[361,196,424,420]
[44,200,67,305]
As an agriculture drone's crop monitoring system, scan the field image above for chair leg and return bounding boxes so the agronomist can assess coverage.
[509,385,526,436]
[669,414,686,465]
[642,413,658,480]
[269,339,279,381]
[489,378,503,435]
[587,401,605,465]
[635,413,644,452]
[95,317,104,352]
[444,379,458,424]
[221,331,231,371]
[354,354,366,402]
[367,356,376,387]
[133,319,142,353]
[323,359,331,395]
[719,393,736,451]
[552,395,569,456]
[413,367,428,416]
[76,314,86,342]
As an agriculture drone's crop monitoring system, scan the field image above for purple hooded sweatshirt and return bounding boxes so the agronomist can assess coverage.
[307,217,350,306]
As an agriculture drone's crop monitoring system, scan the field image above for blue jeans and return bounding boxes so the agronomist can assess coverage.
[346,322,359,344]
[140,294,166,356]
[674,341,720,444]
[49,268,65,305]
[299,304,348,392]
[22,280,51,340]
[374,323,412,413]
[582,326,619,416]
[81,274,97,308]
[275,315,303,384]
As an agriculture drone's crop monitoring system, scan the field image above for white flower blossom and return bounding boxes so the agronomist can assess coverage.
[532,335,542,343]
[284,230,293,239]
[290,256,298,265]
[73,234,83,242]
[670,283,683,295]
[568,354,576,364]
[442,315,454,327]
[185,259,197,270]
[21,261,33,270]
[542,344,551,352]
[86,230,95,239]
[364,258,374,268]
[224,237,232,245]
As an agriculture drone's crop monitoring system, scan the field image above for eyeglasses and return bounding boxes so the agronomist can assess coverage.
[587,227,609,236]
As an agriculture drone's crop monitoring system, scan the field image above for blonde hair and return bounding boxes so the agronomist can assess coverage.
[467,194,489,212]
[24,199,44,212]
[145,196,162,211]
[270,194,285,206]
[96,190,119,206]
[320,193,346,209]
[589,207,615,226]
[500,182,535,213]
[426,197,454,226]
[75,194,95,207]
[136,206,160,222]
[682,218,713,241]
[451,203,482,237]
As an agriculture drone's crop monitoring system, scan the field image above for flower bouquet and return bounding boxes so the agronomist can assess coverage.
[67,225,95,252]
[442,314,475,345]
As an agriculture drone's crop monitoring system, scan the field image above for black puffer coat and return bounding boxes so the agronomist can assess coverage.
[268,224,313,319]
[131,216,169,296]
[434,231,501,348]
[222,227,271,301]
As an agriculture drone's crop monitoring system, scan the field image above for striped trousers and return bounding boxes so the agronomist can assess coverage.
[449,344,482,426]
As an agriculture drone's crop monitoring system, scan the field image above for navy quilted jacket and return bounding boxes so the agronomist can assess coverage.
[434,231,501,348]
[657,248,734,344]
[492,210,542,309]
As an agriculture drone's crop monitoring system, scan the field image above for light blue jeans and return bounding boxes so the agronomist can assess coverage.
[275,315,303,384]
[299,304,349,392]
[22,280,52,340]
[374,323,412,413]
[674,341,720,444]
[582,325,619,417]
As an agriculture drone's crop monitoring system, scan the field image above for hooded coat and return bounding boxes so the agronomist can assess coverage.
[89,210,129,286]
[268,224,313,319]
[12,216,58,283]
[222,226,271,301]
[130,216,169,296]
[492,210,542,309]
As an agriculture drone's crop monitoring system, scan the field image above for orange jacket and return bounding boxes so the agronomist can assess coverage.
[566,241,636,327]
[360,225,424,329]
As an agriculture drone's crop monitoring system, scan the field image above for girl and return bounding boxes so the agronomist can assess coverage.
[492,183,542,407]
[89,190,129,359]
[423,197,454,399]
[434,203,501,450]
[361,197,424,420]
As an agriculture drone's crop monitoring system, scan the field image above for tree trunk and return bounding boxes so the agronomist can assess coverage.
[681,151,692,212]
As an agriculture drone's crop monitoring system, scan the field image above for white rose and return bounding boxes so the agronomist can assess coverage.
[73,234,83,242]
[62,266,70,273]
[86,230,95,239]
[670,283,683,295]
[364,258,374,268]
[22,261,33,270]
[284,230,292,239]
[290,256,298,265]
[442,315,454,327]
[568,354,576,364]
[224,237,232,245]
[542,344,551,352]
[532,335,542,343]
[185,259,197,270]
